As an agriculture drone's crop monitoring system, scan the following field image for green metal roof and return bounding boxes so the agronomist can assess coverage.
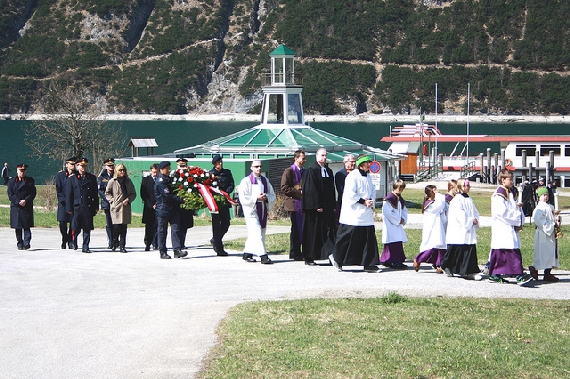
[269,44,295,56]
[173,124,400,162]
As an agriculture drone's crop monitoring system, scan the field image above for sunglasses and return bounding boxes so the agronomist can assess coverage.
[118,169,125,172]
[252,165,262,168]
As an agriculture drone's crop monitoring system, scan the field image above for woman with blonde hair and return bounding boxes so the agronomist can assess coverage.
[105,163,137,252]
[440,178,482,280]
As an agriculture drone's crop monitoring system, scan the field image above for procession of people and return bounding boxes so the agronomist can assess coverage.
[5,153,563,282]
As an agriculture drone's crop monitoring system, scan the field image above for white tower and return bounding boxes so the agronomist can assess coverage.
[260,44,304,127]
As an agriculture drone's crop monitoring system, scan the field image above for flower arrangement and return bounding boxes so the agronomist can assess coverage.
[171,166,231,211]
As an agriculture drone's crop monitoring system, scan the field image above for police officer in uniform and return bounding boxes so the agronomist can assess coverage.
[154,161,188,259]
[8,164,36,249]
[56,157,76,249]
[209,154,235,256]
[98,158,115,249]
[66,158,99,253]
[175,158,194,249]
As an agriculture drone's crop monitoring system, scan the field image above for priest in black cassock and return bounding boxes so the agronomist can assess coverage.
[301,147,336,265]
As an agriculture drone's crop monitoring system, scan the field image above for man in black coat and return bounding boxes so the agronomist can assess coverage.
[209,154,235,256]
[56,157,76,249]
[98,158,115,249]
[176,158,194,249]
[66,158,99,253]
[301,148,336,265]
[140,163,159,251]
[154,161,188,259]
[7,164,36,249]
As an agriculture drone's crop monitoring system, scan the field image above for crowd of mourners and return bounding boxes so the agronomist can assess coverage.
[5,151,562,281]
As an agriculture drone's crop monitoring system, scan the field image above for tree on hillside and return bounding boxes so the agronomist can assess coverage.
[24,84,128,170]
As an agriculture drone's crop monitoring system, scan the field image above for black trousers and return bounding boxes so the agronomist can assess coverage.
[211,206,230,249]
[112,224,128,248]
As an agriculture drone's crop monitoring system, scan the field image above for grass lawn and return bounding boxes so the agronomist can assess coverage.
[198,296,570,379]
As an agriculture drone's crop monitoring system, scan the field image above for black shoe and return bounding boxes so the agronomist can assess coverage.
[61,242,66,249]
[260,254,273,264]
[173,250,188,258]
[145,245,151,251]
[68,242,75,249]
[24,245,31,250]
[217,250,229,257]
[160,252,171,259]
[107,245,114,249]
[153,245,158,250]
[364,265,379,273]
[305,260,317,266]
[82,249,92,253]
[120,248,128,253]
[242,253,256,262]
[17,244,24,250]
[72,242,78,250]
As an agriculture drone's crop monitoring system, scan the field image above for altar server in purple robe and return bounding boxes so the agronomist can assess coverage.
[380,179,408,269]
[413,185,447,273]
[488,169,532,285]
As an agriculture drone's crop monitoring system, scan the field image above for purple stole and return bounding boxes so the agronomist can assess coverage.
[291,164,304,213]
[494,185,509,201]
[423,198,434,212]
[291,164,304,243]
[385,192,405,209]
[249,173,269,228]
[445,193,454,203]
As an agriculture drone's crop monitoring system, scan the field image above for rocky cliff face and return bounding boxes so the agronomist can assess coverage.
[1,0,569,116]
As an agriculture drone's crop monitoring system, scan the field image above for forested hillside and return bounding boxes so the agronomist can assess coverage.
[1,0,569,116]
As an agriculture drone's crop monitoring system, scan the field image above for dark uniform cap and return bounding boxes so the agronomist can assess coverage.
[76,158,89,166]
[176,158,188,167]
[212,154,222,165]
[16,164,28,170]
[158,161,171,170]
[104,158,115,166]
[65,157,76,164]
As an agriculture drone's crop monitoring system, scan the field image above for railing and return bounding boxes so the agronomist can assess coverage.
[460,160,477,178]
[415,163,442,182]
[260,73,303,86]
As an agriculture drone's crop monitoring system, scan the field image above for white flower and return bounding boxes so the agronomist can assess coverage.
[212,181,218,186]
[184,182,188,186]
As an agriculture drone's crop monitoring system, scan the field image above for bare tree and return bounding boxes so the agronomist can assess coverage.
[24,83,128,170]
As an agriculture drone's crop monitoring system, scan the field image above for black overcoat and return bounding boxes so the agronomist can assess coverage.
[8,176,36,229]
[66,173,99,230]
[140,175,156,224]
[56,170,74,222]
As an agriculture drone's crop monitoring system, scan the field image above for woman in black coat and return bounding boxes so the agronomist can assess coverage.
[7,164,36,249]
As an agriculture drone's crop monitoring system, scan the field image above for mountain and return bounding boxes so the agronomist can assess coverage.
[1,0,570,116]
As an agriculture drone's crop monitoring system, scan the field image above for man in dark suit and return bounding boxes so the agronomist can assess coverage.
[281,149,306,260]
[301,148,336,266]
[209,154,235,256]
[176,158,194,249]
[56,157,76,249]
[66,158,99,253]
[8,164,36,249]
[140,163,159,251]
